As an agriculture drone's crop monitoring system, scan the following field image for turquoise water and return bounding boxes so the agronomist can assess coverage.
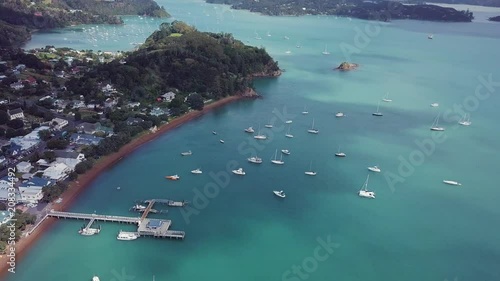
[10,1,500,281]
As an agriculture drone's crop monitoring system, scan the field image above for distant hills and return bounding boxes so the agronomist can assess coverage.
[0,0,169,47]
[206,0,474,22]
[420,0,500,8]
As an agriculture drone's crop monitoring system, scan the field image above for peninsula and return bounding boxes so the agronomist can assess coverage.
[206,0,474,22]
[0,0,169,47]
[489,15,500,21]
[0,21,279,271]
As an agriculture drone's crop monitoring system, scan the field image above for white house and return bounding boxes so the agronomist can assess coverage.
[51,118,69,130]
[10,81,24,90]
[16,161,33,173]
[42,163,70,181]
[161,92,176,102]
[8,108,24,120]
[18,186,43,204]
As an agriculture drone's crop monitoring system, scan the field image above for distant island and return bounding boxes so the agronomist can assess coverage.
[418,0,500,8]
[206,0,474,22]
[489,15,500,22]
[0,0,169,47]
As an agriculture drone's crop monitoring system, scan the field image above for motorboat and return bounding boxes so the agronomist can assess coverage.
[265,124,273,128]
[335,112,344,118]
[368,166,381,173]
[116,186,121,190]
[92,276,100,281]
[212,131,217,135]
[358,175,376,199]
[220,139,225,143]
[191,168,202,174]
[244,127,255,133]
[166,175,180,180]
[285,120,292,124]
[181,150,192,156]
[253,134,267,140]
[430,103,439,107]
[247,156,263,164]
[428,34,433,39]
[232,168,246,175]
[281,149,290,155]
[131,204,146,211]
[273,190,286,198]
[117,231,139,241]
[443,180,461,186]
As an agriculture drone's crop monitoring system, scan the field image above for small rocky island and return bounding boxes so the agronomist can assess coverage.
[335,62,359,71]
[489,16,500,22]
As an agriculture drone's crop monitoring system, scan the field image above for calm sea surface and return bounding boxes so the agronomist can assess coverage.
[9,1,500,280]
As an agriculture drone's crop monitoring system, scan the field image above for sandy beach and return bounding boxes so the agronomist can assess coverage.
[0,94,246,275]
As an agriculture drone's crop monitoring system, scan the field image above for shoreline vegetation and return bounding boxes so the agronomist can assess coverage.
[205,0,474,22]
[0,0,169,48]
[489,15,500,21]
[0,91,264,276]
[0,20,280,274]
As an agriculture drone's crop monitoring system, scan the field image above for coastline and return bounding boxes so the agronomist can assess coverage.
[0,93,246,276]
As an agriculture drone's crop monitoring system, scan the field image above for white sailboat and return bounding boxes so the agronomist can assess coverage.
[372,101,383,116]
[382,92,392,102]
[271,149,284,165]
[358,175,376,199]
[430,113,445,131]
[285,125,294,138]
[458,113,471,126]
[302,106,309,115]
[335,146,346,157]
[305,161,317,176]
[322,44,330,55]
[254,125,267,140]
[244,126,255,133]
[267,31,271,37]
[296,42,301,48]
[255,32,262,40]
[307,118,319,134]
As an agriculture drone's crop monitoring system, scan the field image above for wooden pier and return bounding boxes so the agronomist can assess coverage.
[47,198,185,240]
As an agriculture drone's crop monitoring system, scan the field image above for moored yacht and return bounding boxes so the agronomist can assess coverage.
[244,127,255,133]
[285,120,293,124]
[430,113,445,131]
[92,276,100,281]
[382,92,392,102]
[307,118,319,134]
[281,149,290,155]
[273,190,286,198]
[368,166,381,173]
[335,146,346,157]
[335,112,345,118]
[219,139,225,143]
[443,180,462,186]
[165,175,180,180]
[117,231,139,241]
[191,168,202,174]
[305,161,316,176]
[358,175,376,199]
[265,124,273,128]
[372,101,383,116]
[458,114,471,126]
[271,149,284,165]
[430,103,439,107]
[232,168,246,175]
[181,150,192,156]
[247,156,263,164]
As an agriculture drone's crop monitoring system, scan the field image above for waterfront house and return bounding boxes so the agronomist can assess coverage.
[18,186,43,204]
[104,98,118,108]
[16,161,33,173]
[20,177,52,190]
[8,108,24,120]
[54,151,85,161]
[126,117,143,126]
[10,81,24,90]
[69,133,103,146]
[51,117,69,130]
[42,162,70,181]
[76,122,113,135]
[161,92,176,102]
[150,107,169,117]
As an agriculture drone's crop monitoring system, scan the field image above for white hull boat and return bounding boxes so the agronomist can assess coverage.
[458,114,471,126]
[181,150,192,156]
[244,127,255,133]
[358,175,376,199]
[232,168,246,175]
[281,149,290,155]
[191,168,202,174]
[368,166,381,173]
[430,103,439,107]
[443,180,461,186]
[271,149,284,165]
[273,190,286,198]
[335,112,344,118]
[117,231,139,241]
[430,113,445,131]
[247,156,263,164]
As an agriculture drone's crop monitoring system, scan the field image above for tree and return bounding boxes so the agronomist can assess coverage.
[0,111,9,125]
[6,119,24,129]
[38,129,52,141]
[43,151,56,162]
[46,139,69,150]
[186,93,204,110]
[0,128,5,137]
[74,111,81,121]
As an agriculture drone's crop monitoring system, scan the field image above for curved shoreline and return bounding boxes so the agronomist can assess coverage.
[0,94,244,276]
